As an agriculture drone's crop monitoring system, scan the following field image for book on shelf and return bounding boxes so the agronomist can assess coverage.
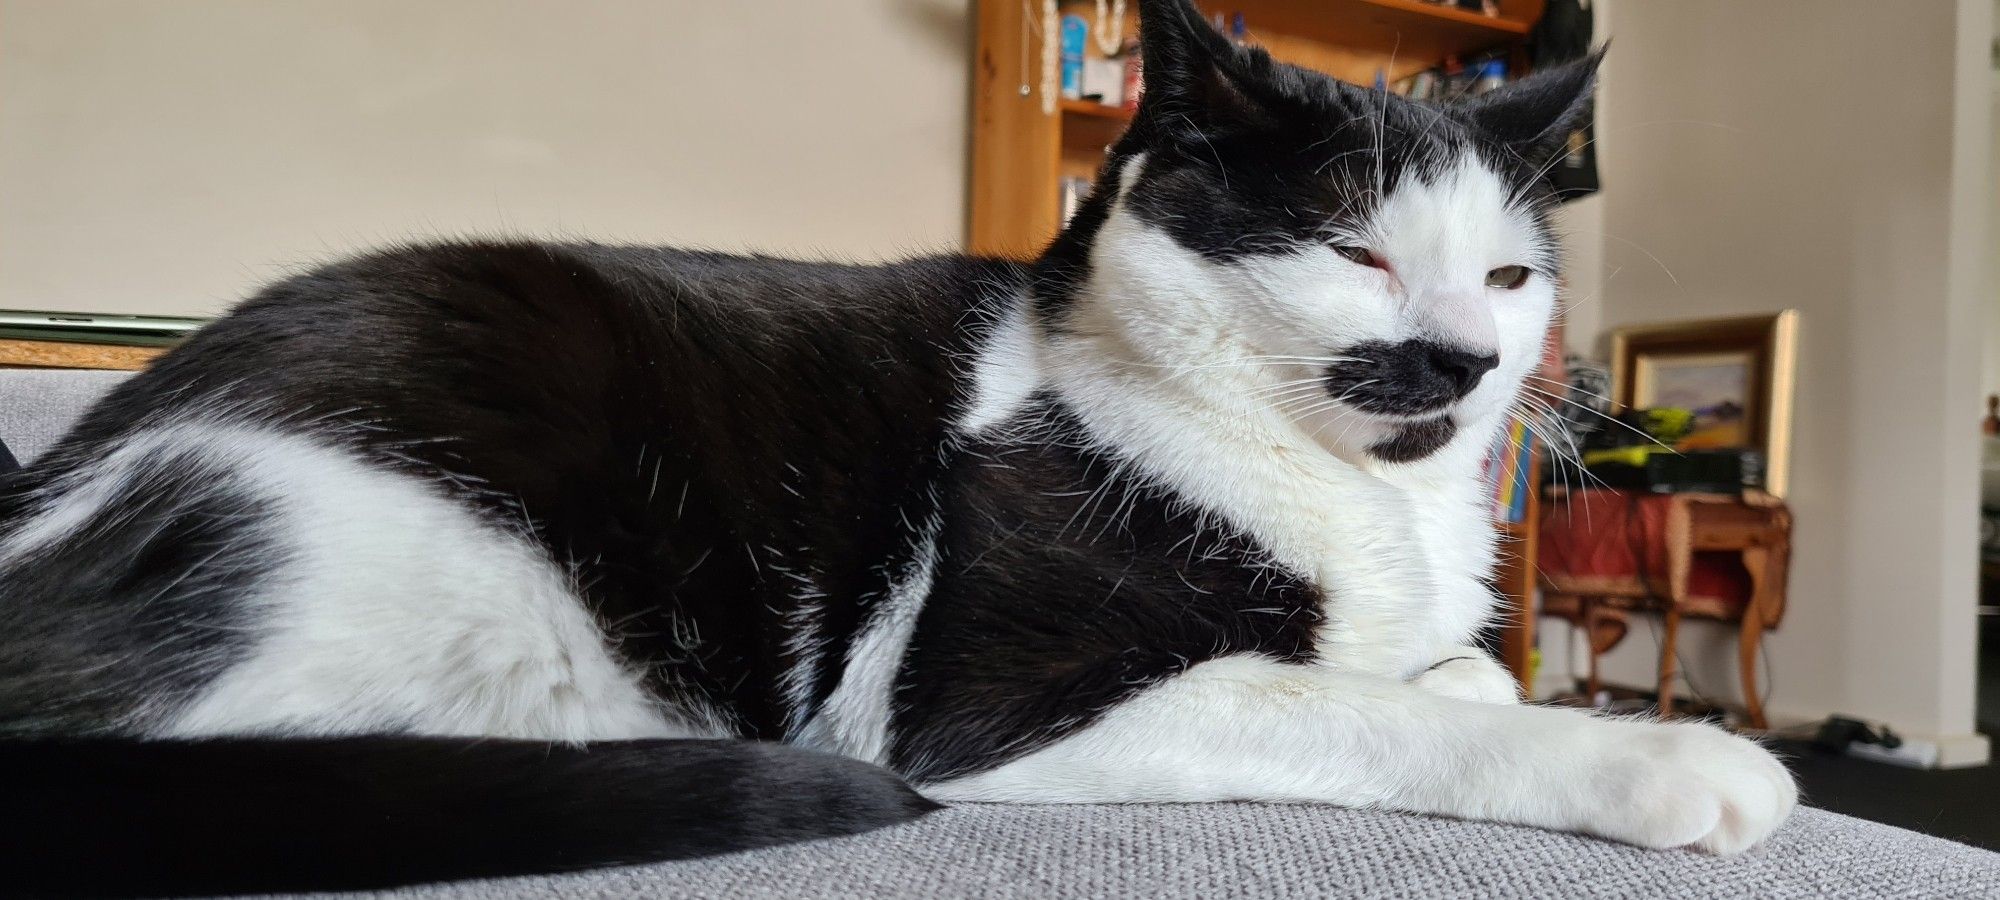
[1485,417,1535,524]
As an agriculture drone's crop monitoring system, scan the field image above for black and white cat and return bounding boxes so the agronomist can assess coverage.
[0,1,1794,894]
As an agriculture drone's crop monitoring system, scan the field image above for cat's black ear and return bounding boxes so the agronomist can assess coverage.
[1463,50,1603,161]
[1134,0,1270,136]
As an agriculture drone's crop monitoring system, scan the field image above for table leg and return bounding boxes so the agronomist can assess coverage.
[1657,602,1681,719]
[1581,596,1601,699]
[1739,545,1770,730]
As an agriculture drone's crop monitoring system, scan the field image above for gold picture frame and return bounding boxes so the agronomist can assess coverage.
[1609,311,1800,497]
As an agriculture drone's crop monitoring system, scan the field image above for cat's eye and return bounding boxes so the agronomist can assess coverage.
[1485,265,1531,290]
[1333,245,1379,268]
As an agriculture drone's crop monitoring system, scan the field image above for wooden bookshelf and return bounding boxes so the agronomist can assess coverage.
[969,0,1545,258]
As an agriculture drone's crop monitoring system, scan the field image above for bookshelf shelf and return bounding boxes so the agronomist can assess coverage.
[1236,0,1531,71]
[1059,99,1132,122]
[1337,0,1532,38]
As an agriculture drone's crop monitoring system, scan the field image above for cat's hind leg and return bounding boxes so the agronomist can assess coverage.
[0,421,710,742]
[924,655,1795,854]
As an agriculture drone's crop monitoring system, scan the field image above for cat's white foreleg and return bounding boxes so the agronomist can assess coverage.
[925,655,1795,854]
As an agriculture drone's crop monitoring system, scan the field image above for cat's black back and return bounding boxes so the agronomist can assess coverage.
[31,242,1026,737]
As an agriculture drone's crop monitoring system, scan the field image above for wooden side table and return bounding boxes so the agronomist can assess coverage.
[1539,490,1792,729]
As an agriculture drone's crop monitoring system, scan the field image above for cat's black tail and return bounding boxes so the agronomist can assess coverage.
[0,735,938,897]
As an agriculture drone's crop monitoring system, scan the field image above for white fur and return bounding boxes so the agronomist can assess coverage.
[995,148,1798,852]
[798,514,941,764]
[0,446,165,566]
[800,298,1041,754]
[955,299,1043,437]
[1042,157,1559,679]
[33,421,717,742]
[1410,646,1522,704]
[926,655,1796,855]
[773,562,832,737]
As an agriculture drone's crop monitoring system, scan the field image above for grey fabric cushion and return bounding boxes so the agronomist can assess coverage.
[335,804,1999,899]
[0,368,129,463]
[1,372,1994,898]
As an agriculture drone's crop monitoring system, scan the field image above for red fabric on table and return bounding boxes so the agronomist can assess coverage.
[1537,489,1753,620]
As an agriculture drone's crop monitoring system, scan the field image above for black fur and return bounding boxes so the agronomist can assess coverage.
[7,243,1026,740]
[893,404,1321,782]
[0,0,1599,893]
[1036,4,1598,468]
[0,446,272,733]
[1368,418,1462,465]
[1325,339,1498,419]
[1037,8,1597,331]
[0,243,993,892]
[0,736,935,897]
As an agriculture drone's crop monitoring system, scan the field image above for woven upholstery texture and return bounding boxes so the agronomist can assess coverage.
[341,804,2000,900]
[0,368,126,462]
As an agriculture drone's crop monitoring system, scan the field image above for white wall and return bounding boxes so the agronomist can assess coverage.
[0,0,972,316]
[1987,58,2000,400]
[1547,0,1989,746]
[1989,0,2000,402]
[1552,193,1604,355]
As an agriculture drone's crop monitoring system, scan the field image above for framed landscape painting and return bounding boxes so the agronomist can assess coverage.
[1610,311,1800,497]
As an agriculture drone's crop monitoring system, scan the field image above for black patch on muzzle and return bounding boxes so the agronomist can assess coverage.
[1323,340,1498,418]
[1368,417,1460,463]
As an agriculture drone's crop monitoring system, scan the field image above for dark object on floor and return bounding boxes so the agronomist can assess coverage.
[1811,715,1903,755]
[1776,738,2000,852]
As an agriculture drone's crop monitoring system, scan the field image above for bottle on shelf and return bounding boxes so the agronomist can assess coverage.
[1473,58,1507,95]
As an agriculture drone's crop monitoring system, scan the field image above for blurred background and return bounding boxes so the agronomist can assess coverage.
[1,0,1995,849]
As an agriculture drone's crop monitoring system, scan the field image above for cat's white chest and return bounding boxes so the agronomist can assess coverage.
[1387,476,1503,648]
[1045,347,1504,680]
[1285,470,1497,677]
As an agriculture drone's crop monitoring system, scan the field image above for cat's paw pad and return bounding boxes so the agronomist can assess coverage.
[1410,654,1521,704]
[1591,722,1797,855]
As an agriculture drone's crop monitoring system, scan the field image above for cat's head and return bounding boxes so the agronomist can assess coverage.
[1039,0,1596,465]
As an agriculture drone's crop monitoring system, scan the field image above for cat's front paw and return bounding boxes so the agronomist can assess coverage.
[1583,721,1797,854]
[1410,652,1520,704]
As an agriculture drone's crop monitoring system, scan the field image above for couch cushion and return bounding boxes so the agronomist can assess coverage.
[0,369,130,464]
[333,804,1997,899]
